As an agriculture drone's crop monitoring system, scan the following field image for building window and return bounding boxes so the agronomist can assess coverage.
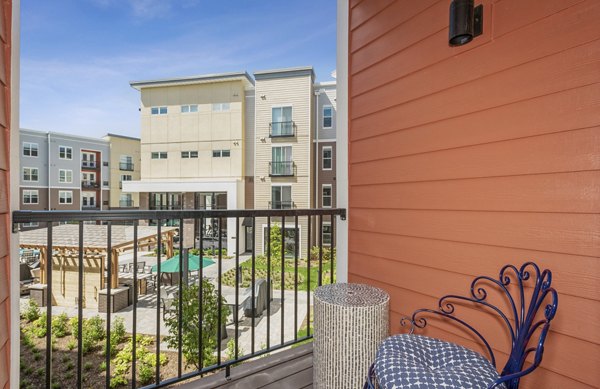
[120,193,133,207]
[59,146,73,160]
[263,225,299,258]
[271,106,293,137]
[212,103,230,112]
[181,104,198,113]
[271,146,293,176]
[119,155,134,171]
[151,106,168,115]
[59,169,73,183]
[23,167,39,182]
[82,192,96,208]
[323,105,333,128]
[121,174,132,181]
[23,142,38,157]
[322,147,332,170]
[322,185,332,208]
[23,190,39,204]
[151,152,168,159]
[181,151,199,158]
[322,223,332,246]
[59,191,73,204]
[212,150,230,158]
[271,185,292,209]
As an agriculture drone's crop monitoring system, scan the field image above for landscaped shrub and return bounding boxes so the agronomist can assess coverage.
[51,313,70,338]
[69,317,79,338]
[310,246,336,262]
[138,364,153,385]
[164,279,228,369]
[85,315,106,342]
[31,313,47,338]
[23,299,40,322]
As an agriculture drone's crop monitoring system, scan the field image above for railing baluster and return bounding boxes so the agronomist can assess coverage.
[251,216,256,354]
[217,217,223,365]
[77,221,84,389]
[46,224,53,389]
[178,218,184,378]
[318,214,323,287]
[235,216,240,360]
[198,216,204,370]
[306,216,311,337]
[281,215,285,346]
[155,222,162,385]
[294,215,298,341]
[106,221,112,389]
[266,216,271,349]
[131,220,138,389]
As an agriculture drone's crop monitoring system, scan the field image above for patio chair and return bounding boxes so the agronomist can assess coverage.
[160,289,175,319]
[365,262,558,389]
[244,278,273,318]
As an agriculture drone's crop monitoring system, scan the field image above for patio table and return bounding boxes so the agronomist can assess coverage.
[313,283,389,389]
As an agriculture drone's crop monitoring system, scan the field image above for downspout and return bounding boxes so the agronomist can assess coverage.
[314,89,321,210]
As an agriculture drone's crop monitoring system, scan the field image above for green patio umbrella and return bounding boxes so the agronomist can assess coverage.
[151,254,215,273]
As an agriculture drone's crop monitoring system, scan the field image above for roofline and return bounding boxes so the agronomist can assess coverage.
[314,81,336,88]
[254,66,315,80]
[20,128,110,145]
[104,133,141,141]
[129,71,254,90]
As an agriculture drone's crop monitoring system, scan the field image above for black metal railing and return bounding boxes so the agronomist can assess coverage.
[119,200,134,207]
[269,121,295,137]
[81,181,99,189]
[269,161,294,177]
[13,208,345,389]
[120,162,134,171]
[81,161,97,169]
[269,200,294,209]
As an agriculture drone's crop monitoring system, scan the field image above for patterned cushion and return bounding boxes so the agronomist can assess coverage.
[374,334,505,389]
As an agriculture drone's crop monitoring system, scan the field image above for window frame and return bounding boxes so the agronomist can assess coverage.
[181,104,198,113]
[58,190,73,205]
[59,169,73,183]
[59,145,73,160]
[23,142,39,157]
[151,152,168,159]
[22,167,39,182]
[151,106,168,115]
[322,222,332,246]
[322,146,333,171]
[212,102,230,112]
[322,184,332,208]
[322,105,333,129]
[212,150,231,158]
[23,190,39,205]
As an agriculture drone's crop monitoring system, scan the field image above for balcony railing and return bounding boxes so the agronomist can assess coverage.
[269,200,295,209]
[119,199,134,207]
[13,208,345,388]
[81,181,99,189]
[81,204,99,209]
[119,162,134,171]
[269,161,295,177]
[81,160,97,169]
[269,121,295,137]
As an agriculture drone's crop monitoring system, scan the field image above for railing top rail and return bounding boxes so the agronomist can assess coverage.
[13,208,346,224]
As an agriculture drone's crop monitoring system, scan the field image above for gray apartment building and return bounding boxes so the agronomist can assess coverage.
[19,129,111,227]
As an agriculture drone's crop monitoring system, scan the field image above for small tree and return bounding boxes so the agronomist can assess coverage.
[164,279,229,369]
[268,224,283,263]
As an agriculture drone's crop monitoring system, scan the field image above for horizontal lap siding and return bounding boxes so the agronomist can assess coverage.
[347,0,600,388]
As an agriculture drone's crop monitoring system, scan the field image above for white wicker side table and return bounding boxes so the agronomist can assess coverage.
[313,283,389,389]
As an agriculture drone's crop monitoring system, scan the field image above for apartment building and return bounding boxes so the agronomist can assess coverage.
[19,129,110,227]
[102,133,141,208]
[123,72,255,254]
[253,67,315,259]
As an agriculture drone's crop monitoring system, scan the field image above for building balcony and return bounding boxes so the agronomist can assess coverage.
[81,204,99,209]
[81,181,99,189]
[269,161,295,177]
[81,160,98,169]
[119,199,134,207]
[269,200,295,209]
[269,121,295,137]
[119,162,134,171]
[12,207,345,389]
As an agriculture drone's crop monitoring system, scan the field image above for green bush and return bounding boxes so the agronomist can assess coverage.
[69,317,79,338]
[110,374,128,389]
[31,313,47,338]
[85,316,106,342]
[164,279,228,369]
[23,299,40,322]
[138,364,153,385]
[67,339,76,351]
[83,361,94,371]
[310,246,336,262]
[51,313,70,338]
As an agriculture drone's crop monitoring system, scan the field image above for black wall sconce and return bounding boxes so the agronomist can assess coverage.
[449,0,483,46]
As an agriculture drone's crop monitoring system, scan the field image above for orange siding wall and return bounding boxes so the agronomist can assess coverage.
[347,1,600,388]
[0,1,11,387]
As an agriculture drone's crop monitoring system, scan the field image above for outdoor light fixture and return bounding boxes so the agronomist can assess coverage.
[448,0,483,46]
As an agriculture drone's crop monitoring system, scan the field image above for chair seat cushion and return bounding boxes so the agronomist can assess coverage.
[374,334,505,389]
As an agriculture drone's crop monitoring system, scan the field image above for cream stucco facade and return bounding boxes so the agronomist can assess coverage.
[103,133,141,208]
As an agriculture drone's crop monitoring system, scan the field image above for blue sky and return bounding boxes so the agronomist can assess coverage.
[21,0,337,138]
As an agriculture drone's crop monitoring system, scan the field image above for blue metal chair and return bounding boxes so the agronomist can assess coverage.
[365,262,558,389]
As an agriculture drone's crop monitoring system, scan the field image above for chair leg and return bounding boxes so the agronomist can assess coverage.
[363,363,377,389]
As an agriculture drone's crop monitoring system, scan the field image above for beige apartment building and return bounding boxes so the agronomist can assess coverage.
[253,67,315,259]
[103,133,141,208]
[123,72,255,254]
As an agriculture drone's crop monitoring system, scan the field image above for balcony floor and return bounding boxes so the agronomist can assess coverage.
[179,342,313,388]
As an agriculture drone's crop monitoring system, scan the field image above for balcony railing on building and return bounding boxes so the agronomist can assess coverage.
[269,200,294,209]
[81,160,97,169]
[81,181,99,189]
[269,161,295,177]
[269,121,295,137]
[119,199,134,207]
[13,207,345,389]
[119,162,134,171]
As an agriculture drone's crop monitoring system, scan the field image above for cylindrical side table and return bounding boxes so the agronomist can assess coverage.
[313,283,389,389]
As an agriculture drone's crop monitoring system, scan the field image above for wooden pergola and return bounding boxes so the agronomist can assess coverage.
[19,224,177,307]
